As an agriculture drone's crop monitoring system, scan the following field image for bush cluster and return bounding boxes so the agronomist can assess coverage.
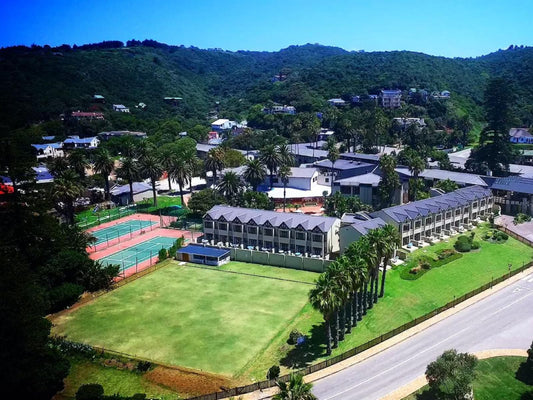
[513,213,532,225]
[136,361,152,372]
[50,337,96,357]
[288,329,304,345]
[454,235,472,252]
[482,229,508,243]
[401,250,463,280]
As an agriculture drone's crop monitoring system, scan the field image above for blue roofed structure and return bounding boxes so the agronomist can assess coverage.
[177,244,230,266]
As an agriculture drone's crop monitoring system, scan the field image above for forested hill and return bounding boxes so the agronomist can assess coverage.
[0,41,532,131]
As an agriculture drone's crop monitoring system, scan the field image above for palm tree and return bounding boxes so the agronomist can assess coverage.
[309,273,339,356]
[159,144,178,191]
[407,155,426,201]
[169,158,190,205]
[278,165,292,212]
[379,224,400,298]
[260,144,282,189]
[348,237,376,315]
[273,374,317,400]
[51,169,84,225]
[326,141,340,191]
[205,147,225,186]
[365,229,383,307]
[68,149,88,181]
[47,156,70,178]
[93,148,115,201]
[327,259,350,342]
[217,171,243,205]
[278,143,294,167]
[243,158,267,191]
[116,157,139,204]
[345,254,367,327]
[140,153,163,207]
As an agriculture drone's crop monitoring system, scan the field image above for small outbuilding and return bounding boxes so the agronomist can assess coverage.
[177,244,230,266]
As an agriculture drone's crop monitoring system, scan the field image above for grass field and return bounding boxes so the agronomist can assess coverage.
[136,196,183,214]
[241,224,533,380]
[52,261,318,378]
[56,356,178,400]
[76,206,136,229]
[403,356,532,400]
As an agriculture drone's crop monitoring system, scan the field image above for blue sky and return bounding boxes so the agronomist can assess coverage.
[1,0,532,57]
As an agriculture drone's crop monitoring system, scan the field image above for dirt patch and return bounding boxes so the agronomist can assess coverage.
[145,366,235,397]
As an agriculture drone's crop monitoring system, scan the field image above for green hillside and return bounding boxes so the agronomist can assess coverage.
[0,41,532,132]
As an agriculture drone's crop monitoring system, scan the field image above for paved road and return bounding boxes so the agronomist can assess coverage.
[312,271,533,400]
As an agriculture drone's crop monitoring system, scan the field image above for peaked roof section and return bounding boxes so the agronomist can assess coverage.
[373,185,491,223]
[395,167,488,187]
[349,217,386,235]
[490,176,533,195]
[205,205,339,232]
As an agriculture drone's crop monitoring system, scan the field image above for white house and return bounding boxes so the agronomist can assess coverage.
[31,143,64,159]
[63,136,100,149]
[112,104,130,113]
[509,128,533,144]
[260,167,331,200]
[211,119,236,131]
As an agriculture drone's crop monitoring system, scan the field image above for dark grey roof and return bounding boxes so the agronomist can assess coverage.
[350,217,386,235]
[205,205,339,232]
[314,158,375,171]
[373,185,492,223]
[340,153,381,163]
[489,176,533,195]
[110,182,151,196]
[335,172,382,186]
[395,168,488,186]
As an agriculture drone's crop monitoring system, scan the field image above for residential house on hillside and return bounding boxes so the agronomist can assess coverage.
[509,128,533,144]
[203,205,341,258]
[259,167,331,201]
[112,104,130,113]
[71,111,105,120]
[98,130,147,141]
[93,94,105,103]
[263,105,296,115]
[31,143,64,160]
[289,141,329,164]
[327,98,347,107]
[63,136,100,149]
[317,128,335,141]
[380,90,402,108]
[392,117,426,129]
[211,119,236,131]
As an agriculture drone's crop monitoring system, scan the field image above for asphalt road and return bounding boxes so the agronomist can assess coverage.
[312,271,533,400]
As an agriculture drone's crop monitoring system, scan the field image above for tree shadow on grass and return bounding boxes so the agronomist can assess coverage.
[280,323,327,369]
[412,388,439,400]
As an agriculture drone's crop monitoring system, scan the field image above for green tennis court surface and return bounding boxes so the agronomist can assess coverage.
[99,236,178,270]
[91,220,157,245]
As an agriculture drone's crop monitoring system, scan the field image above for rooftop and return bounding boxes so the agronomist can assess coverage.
[395,167,488,187]
[489,176,533,195]
[335,172,382,186]
[110,182,152,196]
[373,185,492,223]
[349,217,387,235]
[314,158,375,171]
[205,205,339,232]
[177,244,230,258]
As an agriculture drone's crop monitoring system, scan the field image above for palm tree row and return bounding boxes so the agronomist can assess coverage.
[309,225,400,355]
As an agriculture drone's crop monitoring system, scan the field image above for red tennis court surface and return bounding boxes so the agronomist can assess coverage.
[87,214,202,279]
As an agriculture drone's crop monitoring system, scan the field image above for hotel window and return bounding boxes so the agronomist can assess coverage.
[403,223,410,232]
[414,220,421,229]
[436,215,442,222]
[481,200,486,207]
[455,209,461,216]
[218,222,228,231]
[204,221,213,229]
[248,226,257,234]
[445,211,451,219]
[279,230,289,238]
[295,232,306,240]
[425,217,432,225]
[233,224,242,233]
[263,228,273,236]
[312,234,323,242]
[472,201,478,208]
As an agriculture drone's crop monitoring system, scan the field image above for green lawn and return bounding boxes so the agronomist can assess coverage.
[136,196,183,214]
[52,261,318,377]
[403,356,532,400]
[240,225,533,380]
[57,356,178,400]
[75,206,136,229]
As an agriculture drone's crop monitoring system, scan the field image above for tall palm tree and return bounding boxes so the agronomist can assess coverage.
[278,165,292,212]
[205,147,225,186]
[260,144,282,189]
[47,156,70,178]
[326,141,340,191]
[159,144,178,191]
[243,158,267,191]
[278,143,294,167]
[68,149,88,181]
[327,258,350,342]
[345,253,367,327]
[93,148,115,201]
[273,374,317,400]
[117,157,139,204]
[309,273,339,356]
[407,155,426,201]
[365,229,383,307]
[379,224,400,298]
[170,158,190,205]
[217,171,243,206]
[140,153,163,207]
[348,237,376,315]
[51,169,84,225]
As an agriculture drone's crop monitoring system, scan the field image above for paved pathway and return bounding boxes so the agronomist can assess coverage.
[312,271,533,400]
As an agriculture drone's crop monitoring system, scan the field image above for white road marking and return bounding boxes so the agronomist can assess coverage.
[321,289,533,400]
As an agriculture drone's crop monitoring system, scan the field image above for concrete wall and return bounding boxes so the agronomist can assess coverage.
[230,248,331,272]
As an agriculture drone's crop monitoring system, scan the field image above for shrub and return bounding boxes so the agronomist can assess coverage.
[49,282,85,312]
[433,252,463,267]
[288,329,303,345]
[421,262,431,270]
[436,249,456,259]
[136,360,152,372]
[454,235,472,252]
[513,213,531,225]
[158,248,168,262]
[267,365,280,380]
[471,241,480,250]
[496,231,508,241]
[76,384,104,400]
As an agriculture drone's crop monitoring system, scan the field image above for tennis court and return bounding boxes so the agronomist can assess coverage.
[99,236,178,271]
[91,220,157,245]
